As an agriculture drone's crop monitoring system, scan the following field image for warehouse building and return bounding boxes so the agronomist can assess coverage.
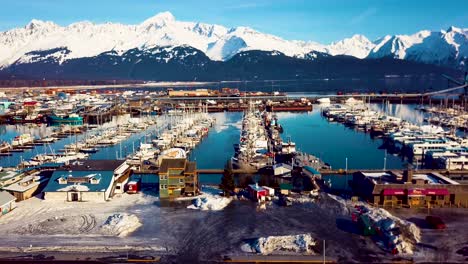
[0,191,16,217]
[353,169,468,208]
[43,160,131,202]
[1,174,49,201]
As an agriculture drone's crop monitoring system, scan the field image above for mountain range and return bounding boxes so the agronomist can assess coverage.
[0,12,466,81]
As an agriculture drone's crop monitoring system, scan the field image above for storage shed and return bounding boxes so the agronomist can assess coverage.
[247,183,268,202]
[0,191,16,217]
[1,174,49,201]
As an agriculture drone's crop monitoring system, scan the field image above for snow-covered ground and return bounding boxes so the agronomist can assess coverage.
[100,213,142,237]
[0,192,157,238]
[186,185,232,211]
[327,194,421,255]
[241,234,318,255]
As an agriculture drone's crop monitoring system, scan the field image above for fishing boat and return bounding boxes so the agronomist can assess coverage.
[47,113,83,125]
[11,134,34,147]
[79,147,99,153]
[0,142,11,153]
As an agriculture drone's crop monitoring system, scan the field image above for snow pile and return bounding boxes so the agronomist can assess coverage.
[283,193,320,206]
[241,234,317,255]
[187,194,231,211]
[100,213,141,237]
[360,205,420,254]
[328,194,421,255]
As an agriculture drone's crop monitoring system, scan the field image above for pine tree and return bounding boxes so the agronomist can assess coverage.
[220,161,235,196]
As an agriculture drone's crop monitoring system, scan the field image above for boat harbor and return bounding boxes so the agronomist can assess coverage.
[1,89,468,263]
[320,97,468,171]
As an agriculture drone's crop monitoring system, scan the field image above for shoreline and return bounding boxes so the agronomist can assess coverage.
[0,81,217,91]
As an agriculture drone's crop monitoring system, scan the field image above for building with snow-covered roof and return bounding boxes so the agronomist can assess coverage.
[43,170,113,202]
[43,160,131,202]
[353,169,468,208]
[0,170,23,188]
[1,174,49,201]
[0,191,16,217]
[247,183,268,202]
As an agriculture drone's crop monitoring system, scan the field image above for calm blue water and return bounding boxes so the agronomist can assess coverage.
[277,110,404,170]
[188,112,242,184]
[1,105,424,188]
[123,76,449,94]
[0,116,164,167]
[0,124,87,167]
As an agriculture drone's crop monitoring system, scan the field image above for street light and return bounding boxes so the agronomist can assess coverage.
[345,157,348,173]
[383,150,387,170]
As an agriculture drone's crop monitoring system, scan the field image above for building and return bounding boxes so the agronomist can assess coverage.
[1,174,49,201]
[247,183,268,202]
[279,183,293,196]
[43,160,131,202]
[0,191,16,217]
[0,170,23,188]
[158,158,199,198]
[302,166,322,179]
[168,89,211,97]
[353,169,468,208]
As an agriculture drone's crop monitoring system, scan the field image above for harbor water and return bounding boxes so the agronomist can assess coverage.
[0,104,432,186]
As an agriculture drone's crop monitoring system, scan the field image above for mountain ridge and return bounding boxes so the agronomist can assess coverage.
[0,11,466,69]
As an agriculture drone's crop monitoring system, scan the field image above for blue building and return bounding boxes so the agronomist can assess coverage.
[42,160,130,202]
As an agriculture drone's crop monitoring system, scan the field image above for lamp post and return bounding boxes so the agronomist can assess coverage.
[383,150,387,171]
[345,157,348,173]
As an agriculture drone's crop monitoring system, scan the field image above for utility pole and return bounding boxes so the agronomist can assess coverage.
[323,240,326,264]
[345,157,348,173]
[383,150,387,171]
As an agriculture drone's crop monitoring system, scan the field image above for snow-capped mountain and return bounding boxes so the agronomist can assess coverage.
[368,27,468,68]
[325,35,375,59]
[0,11,466,69]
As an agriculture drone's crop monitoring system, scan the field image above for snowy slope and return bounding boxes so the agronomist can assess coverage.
[326,34,375,59]
[0,12,322,66]
[368,27,468,67]
[0,11,466,68]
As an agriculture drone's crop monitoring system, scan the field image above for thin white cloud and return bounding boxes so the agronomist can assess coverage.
[350,7,377,25]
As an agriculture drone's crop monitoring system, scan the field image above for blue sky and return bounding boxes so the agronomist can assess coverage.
[0,0,466,43]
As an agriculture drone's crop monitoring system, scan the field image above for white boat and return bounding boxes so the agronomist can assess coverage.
[12,134,34,147]
[409,138,460,156]
[317,98,331,104]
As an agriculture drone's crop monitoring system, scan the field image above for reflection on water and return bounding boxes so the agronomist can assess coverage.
[2,105,423,176]
[370,103,426,125]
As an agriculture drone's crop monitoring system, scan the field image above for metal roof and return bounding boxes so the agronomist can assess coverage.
[303,166,321,175]
[0,191,16,206]
[43,170,114,193]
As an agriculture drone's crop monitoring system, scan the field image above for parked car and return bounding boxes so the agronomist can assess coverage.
[425,216,446,229]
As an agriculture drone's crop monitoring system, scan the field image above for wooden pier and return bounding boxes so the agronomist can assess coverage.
[135,168,468,178]
[136,168,259,175]
[319,169,468,176]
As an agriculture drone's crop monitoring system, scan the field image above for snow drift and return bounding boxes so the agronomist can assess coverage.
[328,194,421,255]
[100,213,142,237]
[241,234,318,255]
